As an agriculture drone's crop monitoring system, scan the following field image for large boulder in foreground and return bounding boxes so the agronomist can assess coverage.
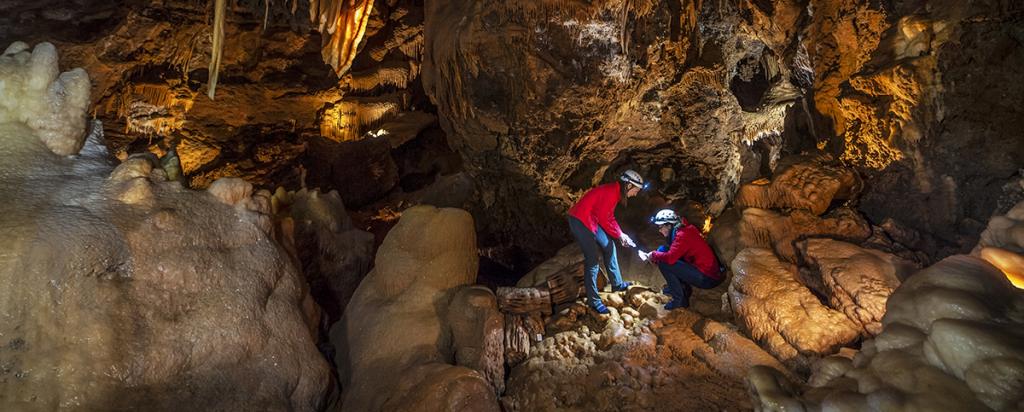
[0,42,329,412]
[331,205,500,411]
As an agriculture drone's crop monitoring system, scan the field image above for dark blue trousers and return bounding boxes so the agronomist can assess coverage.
[568,216,625,306]
[657,260,722,306]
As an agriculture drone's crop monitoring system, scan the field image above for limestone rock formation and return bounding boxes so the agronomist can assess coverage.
[797,239,918,335]
[974,201,1024,288]
[272,188,375,321]
[0,42,91,156]
[0,42,330,411]
[735,155,862,215]
[448,285,506,395]
[749,254,1024,411]
[736,206,872,263]
[747,201,1024,411]
[729,248,861,373]
[815,0,1024,256]
[330,205,499,411]
[502,300,793,411]
[421,0,805,264]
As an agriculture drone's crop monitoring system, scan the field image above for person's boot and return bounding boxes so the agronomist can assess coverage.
[664,299,689,310]
[590,300,610,314]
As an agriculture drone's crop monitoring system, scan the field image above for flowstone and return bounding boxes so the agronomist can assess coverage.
[747,201,1024,411]
[0,42,330,411]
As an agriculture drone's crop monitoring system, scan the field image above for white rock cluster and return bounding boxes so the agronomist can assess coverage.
[0,42,91,155]
[0,41,330,412]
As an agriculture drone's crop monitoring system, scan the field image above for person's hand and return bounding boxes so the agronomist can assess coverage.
[638,250,652,262]
[620,233,636,248]
[643,251,656,264]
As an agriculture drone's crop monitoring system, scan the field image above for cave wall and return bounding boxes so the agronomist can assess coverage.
[421,0,808,264]
[807,0,1024,257]
[422,0,1024,264]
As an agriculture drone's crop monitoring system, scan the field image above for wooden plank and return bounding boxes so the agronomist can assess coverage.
[496,286,552,315]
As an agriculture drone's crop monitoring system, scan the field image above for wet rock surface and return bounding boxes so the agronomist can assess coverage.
[798,238,918,335]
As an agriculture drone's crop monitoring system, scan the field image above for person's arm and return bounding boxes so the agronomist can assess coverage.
[650,228,687,264]
[594,186,623,239]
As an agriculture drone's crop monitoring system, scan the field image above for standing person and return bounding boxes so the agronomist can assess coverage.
[639,209,723,309]
[568,169,646,314]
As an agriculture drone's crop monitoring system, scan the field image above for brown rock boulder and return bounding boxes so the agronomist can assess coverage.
[728,248,861,373]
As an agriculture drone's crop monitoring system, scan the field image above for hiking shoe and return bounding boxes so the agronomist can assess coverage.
[612,281,633,292]
[590,301,610,314]
[664,299,689,310]
[661,285,670,295]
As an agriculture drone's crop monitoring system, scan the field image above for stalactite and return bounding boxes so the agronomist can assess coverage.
[208,0,226,100]
[343,60,413,92]
[263,0,270,32]
[101,83,196,136]
[304,0,374,76]
[319,93,407,142]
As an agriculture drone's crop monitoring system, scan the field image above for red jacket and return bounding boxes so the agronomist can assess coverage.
[650,220,722,280]
[568,182,624,239]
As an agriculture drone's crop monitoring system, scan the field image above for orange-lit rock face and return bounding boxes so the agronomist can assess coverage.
[98,83,195,136]
[310,0,374,76]
[974,201,1024,288]
[735,155,861,215]
[729,248,861,373]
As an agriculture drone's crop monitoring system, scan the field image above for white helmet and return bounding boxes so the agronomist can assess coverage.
[650,209,680,226]
[620,169,645,189]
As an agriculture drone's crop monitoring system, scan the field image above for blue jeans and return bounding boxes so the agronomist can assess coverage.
[568,216,625,306]
[657,259,722,306]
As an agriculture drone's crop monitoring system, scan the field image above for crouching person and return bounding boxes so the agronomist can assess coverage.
[639,209,723,309]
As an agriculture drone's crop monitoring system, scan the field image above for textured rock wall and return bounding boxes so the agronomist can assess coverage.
[421,0,808,264]
[806,0,1024,255]
[747,200,1024,411]
[420,0,1023,267]
[0,42,330,411]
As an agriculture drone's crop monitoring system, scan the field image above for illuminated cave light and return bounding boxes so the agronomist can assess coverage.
[702,216,714,235]
[980,247,1024,289]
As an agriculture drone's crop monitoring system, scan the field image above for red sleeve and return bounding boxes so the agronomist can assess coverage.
[595,184,623,239]
[650,227,688,264]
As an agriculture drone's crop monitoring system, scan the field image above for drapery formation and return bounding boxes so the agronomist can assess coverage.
[208,0,373,99]
[310,0,375,77]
